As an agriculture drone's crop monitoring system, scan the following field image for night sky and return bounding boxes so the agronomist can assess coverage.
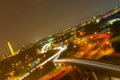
[0,0,120,55]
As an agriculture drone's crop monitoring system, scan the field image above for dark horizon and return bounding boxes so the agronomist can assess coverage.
[0,0,120,55]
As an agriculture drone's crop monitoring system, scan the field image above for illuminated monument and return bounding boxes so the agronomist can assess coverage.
[7,41,15,56]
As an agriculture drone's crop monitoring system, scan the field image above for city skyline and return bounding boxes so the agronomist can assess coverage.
[0,0,120,54]
[0,1,120,79]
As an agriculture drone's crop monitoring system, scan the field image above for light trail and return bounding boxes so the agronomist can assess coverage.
[19,34,119,80]
[108,18,120,25]
[19,45,67,80]
[37,45,67,68]
[41,42,52,53]
[19,73,30,80]
[54,58,120,72]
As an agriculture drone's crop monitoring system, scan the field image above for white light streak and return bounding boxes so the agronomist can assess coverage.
[54,59,120,72]
[37,45,67,68]
[41,42,52,53]
[19,45,67,80]
[19,73,30,80]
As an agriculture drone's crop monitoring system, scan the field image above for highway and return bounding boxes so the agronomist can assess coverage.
[0,7,120,80]
[19,35,120,80]
[17,7,120,80]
